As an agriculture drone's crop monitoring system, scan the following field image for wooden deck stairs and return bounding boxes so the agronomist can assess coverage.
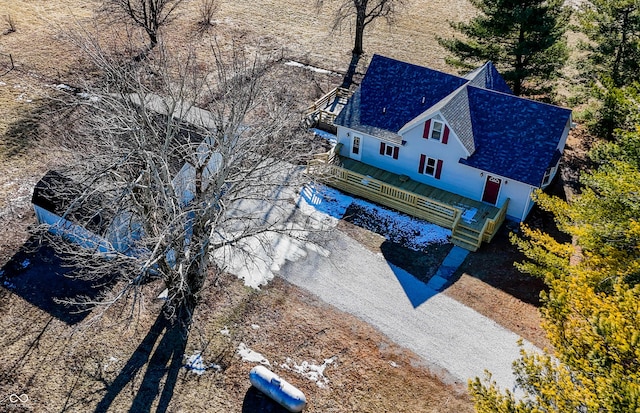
[304,87,351,130]
[307,147,509,251]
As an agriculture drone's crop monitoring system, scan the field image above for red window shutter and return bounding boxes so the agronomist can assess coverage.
[393,146,399,159]
[419,154,426,174]
[423,119,432,139]
[442,126,450,144]
[435,159,443,179]
[379,142,386,155]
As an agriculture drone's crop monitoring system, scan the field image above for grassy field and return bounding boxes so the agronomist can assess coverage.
[0,0,554,411]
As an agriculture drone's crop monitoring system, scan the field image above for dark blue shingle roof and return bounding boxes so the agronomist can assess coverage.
[334,55,572,186]
[335,55,467,133]
[461,86,571,186]
[465,62,513,95]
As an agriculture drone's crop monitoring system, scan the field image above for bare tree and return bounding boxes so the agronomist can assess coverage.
[103,0,184,51]
[3,14,16,35]
[198,0,219,30]
[318,0,406,56]
[39,42,313,327]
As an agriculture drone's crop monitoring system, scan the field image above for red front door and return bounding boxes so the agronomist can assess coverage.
[482,176,501,205]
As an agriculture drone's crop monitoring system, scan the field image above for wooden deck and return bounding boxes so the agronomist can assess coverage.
[307,147,509,251]
[305,87,350,128]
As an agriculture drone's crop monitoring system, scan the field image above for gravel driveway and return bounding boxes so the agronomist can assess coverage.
[278,228,537,391]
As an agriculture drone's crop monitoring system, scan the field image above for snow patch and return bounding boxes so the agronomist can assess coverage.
[55,84,74,92]
[220,326,230,336]
[16,93,32,103]
[281,356,337,388]
[311,128,337,144]
[184,352,221,375]
[285,61,338,76]
[251,324,260,330]
[237,343,270,366]
[296,183,351,222]
[213,232,305,289]
[298,183,451,250]
[103,356,119,371]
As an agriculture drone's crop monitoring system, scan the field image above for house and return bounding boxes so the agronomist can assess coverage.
[310,55,572,250]
[32,170,140,254]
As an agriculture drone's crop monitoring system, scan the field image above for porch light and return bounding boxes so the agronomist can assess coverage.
[401,140,407,146]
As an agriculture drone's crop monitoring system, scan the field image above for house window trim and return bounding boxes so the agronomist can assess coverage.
[352,135,361,155]
[542,166,555,186]
[379,142,399,159]
[422,119,449,144]
[431,121,443,141]
[418,154,443,179]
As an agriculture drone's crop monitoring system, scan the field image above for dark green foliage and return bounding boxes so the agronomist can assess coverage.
[576,0,640,138]
[439,0,570,96]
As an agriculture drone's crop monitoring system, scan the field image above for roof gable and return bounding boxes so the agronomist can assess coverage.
[335,55,468,134]
[461,86,571,186]
[464,62,513,95]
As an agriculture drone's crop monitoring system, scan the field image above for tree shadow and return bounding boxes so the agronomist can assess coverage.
[93,311,189,413]
[341,52,361,89]
[450,178,571,307]
[0,236,117,325]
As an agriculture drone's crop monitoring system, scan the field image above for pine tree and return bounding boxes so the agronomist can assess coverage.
[439,0,570,96]
[576,0,640,138]
[469,130,640,412]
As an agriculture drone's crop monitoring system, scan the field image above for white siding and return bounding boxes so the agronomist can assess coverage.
[33,205,114,253]
[336,115,537,222]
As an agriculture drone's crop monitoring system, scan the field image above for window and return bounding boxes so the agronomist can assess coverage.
[352,136,360,155]
[542,167,554,186]
[379,142,399,159]
[424,157,437,176]
[418,154,443,179]
[431,121,443,141]
[423,119,449,144]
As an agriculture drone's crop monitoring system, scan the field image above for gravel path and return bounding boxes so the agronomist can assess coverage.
[278,229,537,391]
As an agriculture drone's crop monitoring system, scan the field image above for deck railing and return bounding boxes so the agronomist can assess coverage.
[307,149,509,251]
[482,198,509,243]
[314,163,461,229]
[307,87,350,113]
[306,87,351,125]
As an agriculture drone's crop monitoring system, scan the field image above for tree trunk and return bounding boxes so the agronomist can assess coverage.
[612,8,631,88]
[513,25,525,96]
[353,8,366,55]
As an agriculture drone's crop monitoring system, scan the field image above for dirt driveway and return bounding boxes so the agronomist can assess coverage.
[278,227,537,391]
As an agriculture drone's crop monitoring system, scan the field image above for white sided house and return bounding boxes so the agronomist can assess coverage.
[310,55,572,250]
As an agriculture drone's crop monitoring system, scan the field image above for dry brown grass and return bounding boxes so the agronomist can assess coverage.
[0,0,559,411]
[0,270,473,412]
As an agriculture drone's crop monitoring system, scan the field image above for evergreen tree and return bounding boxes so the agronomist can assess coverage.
[576,0,640,138]
[439,0,570,96]
[469,131,640,412]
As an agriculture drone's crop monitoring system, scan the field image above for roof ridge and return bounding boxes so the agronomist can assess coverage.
[466,85,571,112]
[370,54,468,82]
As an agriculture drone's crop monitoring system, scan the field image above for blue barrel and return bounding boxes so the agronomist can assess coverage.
[249,365,307,412]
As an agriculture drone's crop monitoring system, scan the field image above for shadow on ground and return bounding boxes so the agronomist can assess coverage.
[0,236,116,325]
[380,241,452,282]
[451,177,572,307]
[242,386,291,413]
[93,313,188,413]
